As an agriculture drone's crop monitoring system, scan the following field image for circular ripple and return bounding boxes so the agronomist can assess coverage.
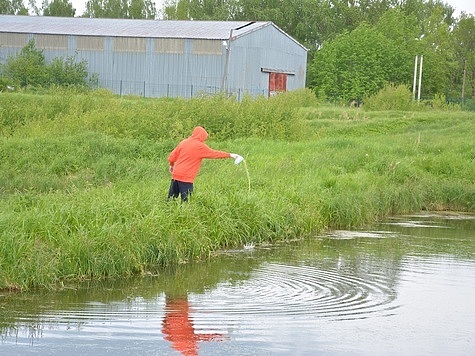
[195,262,398,320]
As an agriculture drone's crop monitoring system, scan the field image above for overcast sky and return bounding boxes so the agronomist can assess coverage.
[63,0,474,18]
[445,0,475,16]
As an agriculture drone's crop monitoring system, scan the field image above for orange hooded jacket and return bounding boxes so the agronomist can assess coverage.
[168,126,230,183]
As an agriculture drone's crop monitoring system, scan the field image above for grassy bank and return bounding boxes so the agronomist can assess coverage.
[1,89,474,291]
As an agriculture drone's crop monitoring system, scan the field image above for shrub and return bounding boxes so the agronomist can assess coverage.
[461,98,475,111]
[48,55,90,87]
[1,39,47,87]
[0,77,17,92]
[426,93,461,111]
[363,83,417,111]
[1,39,93,89]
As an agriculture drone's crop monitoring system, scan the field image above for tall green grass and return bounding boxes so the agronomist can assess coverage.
[1,89,473,291]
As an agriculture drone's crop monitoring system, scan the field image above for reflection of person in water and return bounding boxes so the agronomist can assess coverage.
[162,295,225,356]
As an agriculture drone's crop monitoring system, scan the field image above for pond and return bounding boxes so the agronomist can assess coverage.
[1,212,474,355]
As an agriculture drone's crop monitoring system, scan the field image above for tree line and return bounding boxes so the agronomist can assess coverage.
[1,0,474,104]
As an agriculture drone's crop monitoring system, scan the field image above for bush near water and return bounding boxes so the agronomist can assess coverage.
[1,88,474,291]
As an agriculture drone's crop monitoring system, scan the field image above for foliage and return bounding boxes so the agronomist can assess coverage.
[84,0,156,19]
[363,84,418,111]
[417,5,456,98]
[452,14,475,100]
[42,0,76,16]
[2,39,47,87]
[48,56,90,87]
[363,83,462,111]
[374,8,420,85]
[310,23,399,103]
[425,93,461,111]
[1,39,94,89]
[0,77,16,92]
[0,88,315,139]
[0,0,28,14]
[461,98,475,110]
[309,4,474,105]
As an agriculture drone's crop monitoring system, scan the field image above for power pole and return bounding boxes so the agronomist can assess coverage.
[413,55,418,100]
[418,55,423,101]
[462,59,467,105]
[413,55,423,101]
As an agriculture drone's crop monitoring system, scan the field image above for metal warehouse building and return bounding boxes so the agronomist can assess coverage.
[0,15,307,99]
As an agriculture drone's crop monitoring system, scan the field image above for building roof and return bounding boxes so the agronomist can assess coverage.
[0,15,273,40]
[0,15,307,50]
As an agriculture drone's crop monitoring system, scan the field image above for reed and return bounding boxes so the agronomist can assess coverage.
[1,90,473,290]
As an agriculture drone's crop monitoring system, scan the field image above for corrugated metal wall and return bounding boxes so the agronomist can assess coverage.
[0,24,306,99]
[57,35,227,98]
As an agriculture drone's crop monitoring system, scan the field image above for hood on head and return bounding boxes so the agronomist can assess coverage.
[191,126,208,142]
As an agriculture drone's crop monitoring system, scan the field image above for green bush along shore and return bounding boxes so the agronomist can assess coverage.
[1,89,474,291]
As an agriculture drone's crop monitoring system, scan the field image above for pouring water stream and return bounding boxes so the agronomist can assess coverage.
[234,155,251,192]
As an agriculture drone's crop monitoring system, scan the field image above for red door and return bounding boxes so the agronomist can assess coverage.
[268,72,287,97]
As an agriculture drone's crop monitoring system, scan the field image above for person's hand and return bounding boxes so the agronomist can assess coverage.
[230,153,244,165]
[169,165,173,173]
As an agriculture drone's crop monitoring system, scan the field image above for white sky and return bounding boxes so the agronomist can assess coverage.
[446,0,475,16]
[61,0,474,18]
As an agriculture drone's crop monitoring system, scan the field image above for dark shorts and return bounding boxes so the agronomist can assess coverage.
[167,179,194,202]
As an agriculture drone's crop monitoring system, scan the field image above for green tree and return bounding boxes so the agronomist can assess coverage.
[163,0,235,20]
[162,0,186,19]
[189,0,234,20]
[84,0,128,18]
[401,0,456,29]
[129,0,155,18]
[42,0,76,16]
[84,0,156,19]
[0,0,28,14]
[417,5,455,98]
[452,13,475,100]
[310,23,400,102]
[375,8,421,85]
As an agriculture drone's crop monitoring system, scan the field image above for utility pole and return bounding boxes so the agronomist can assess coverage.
[462,59,467,105]
[417,55,423,101]
[413,55,423,101]
[413,55,418,100]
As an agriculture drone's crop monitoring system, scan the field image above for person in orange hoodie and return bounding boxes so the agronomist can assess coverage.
[167,126,243,202]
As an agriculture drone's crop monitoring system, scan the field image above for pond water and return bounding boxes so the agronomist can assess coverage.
[1,212,474,355]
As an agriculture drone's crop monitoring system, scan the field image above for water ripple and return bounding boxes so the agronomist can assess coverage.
[195,262,398,321]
